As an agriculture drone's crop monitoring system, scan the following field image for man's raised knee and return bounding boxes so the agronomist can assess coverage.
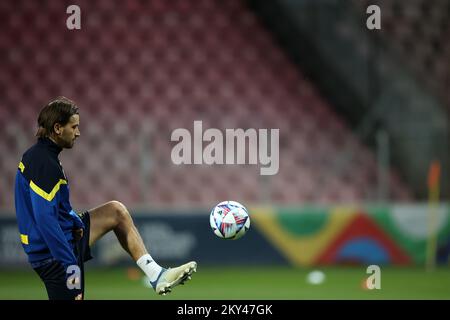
[109,200,131,222]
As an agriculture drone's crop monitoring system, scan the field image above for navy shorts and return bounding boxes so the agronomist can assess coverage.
[33,211,93,300]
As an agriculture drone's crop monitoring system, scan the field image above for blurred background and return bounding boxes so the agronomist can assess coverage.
[0,0,449,299]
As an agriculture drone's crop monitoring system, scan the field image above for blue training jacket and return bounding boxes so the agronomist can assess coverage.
[14,137,84,269]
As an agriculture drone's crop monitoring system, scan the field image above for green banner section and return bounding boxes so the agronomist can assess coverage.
[369,205,450,264]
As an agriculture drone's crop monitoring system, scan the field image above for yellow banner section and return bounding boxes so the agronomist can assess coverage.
[251,206,357,266]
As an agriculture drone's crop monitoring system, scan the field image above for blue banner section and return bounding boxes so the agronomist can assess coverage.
[0,213,288,267]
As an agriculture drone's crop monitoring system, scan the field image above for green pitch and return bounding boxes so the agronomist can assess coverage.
[0,266,449,300]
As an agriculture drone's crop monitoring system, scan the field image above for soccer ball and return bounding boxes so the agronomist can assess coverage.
[209,201,250,240]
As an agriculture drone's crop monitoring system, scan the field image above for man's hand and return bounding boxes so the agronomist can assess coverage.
[73,228,83,240]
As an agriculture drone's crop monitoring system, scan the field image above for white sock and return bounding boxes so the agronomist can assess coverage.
[136,253,163,282]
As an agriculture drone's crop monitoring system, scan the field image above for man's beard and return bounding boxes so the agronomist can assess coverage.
[62,139,75,149]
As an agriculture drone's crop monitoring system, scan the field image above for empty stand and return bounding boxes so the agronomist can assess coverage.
[0,0,413,209]
[353,0,450,108]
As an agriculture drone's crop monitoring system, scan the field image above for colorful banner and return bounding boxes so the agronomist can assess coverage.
[251,204,450,266]
[0,205,448,267]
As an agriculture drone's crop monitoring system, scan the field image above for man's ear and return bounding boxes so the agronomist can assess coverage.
[54,123,62,135]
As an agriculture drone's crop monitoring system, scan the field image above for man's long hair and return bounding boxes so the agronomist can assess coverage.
[36,97,79,138]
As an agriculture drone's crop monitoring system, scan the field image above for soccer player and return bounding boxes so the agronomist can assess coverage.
[14,97,197,300]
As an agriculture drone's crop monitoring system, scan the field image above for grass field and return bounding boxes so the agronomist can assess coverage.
[0,266,449,300]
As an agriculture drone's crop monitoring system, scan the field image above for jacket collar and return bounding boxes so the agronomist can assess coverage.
[37,137,63,156]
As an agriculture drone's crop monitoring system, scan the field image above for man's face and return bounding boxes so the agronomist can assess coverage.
[56,114,80,149]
